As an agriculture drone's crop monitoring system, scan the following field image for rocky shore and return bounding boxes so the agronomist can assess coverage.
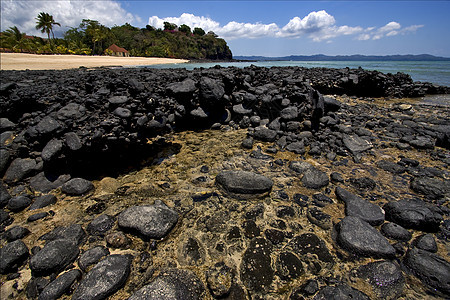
[1,65,449,299]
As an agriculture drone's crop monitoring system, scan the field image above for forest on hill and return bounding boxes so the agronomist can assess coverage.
[0,13,233,60]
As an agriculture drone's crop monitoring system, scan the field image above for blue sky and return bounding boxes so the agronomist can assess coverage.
[2,1,449,57]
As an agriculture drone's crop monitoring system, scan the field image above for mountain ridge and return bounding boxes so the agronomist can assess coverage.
[234,54,450,61]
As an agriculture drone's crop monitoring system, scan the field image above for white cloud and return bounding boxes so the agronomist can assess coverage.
[148,12,420,43]
[1,0,140,37]
[358,21,423,40]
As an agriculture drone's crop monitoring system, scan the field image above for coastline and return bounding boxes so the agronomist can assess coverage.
[0,53,189,70]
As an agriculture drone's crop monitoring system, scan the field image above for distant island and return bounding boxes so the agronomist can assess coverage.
[234,54,450,61]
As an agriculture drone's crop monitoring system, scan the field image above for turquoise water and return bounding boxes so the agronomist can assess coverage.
[142,60,450,87]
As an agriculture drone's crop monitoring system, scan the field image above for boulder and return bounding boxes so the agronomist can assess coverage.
[38,269,82,300]
[335,187,384,226]
[336,216,396,258]
[7,195,31,212]
[241,237,274,293]
[61,178,94,195]
[343,134,372,153]
[29,194,57,210]
[72,255,132,300]
[301,167,329,189]
[412,234,438,253]
[216,170,273,196]
[30,239,79,276]
[3,158,37,183]
[0,240,29,274]
[410,176,449,199]
[380,222,412,241]
[41,139,63,162]
[57,103,86,120]
[39,224,86,245]
[78,246,110,272]
[253,126,277,142]
[118,200,178,239]
[313,284,370,300]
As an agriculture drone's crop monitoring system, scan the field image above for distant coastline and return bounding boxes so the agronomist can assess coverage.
[234,54,450,62]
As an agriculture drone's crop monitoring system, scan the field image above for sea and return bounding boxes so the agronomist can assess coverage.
[140,60,450,106]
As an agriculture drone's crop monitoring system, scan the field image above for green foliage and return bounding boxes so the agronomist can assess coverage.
[193,27,206,36]
[2,17,232,60]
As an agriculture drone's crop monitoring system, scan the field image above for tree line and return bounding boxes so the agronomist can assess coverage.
[0,12,232,60]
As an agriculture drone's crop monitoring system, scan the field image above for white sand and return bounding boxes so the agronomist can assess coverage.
[0,53,189,70]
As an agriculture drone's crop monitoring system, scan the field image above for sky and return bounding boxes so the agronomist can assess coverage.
[1,0,449,57]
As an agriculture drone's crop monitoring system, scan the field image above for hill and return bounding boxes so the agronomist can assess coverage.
[234,54,450,61]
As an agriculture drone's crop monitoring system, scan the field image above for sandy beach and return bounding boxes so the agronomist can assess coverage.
[0,53,189,70]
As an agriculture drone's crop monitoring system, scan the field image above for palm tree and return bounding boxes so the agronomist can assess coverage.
[35,12,60,47]
[0,26,26,51]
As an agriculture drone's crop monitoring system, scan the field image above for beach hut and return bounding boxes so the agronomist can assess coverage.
[105,44,129,57]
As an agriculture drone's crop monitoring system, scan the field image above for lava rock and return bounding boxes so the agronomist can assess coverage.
[57,103,86,120]
[301,167,329,189]
[0,149,10,175]
[7,195,31,212]
[241,237,274,293]
[27,212,49,222]
[349,177,376,190]
[253,126,277,142]
[118,200,178,239]
[38,269,82,300]
[166,78,196,97]
[72,255,132,300]
[41,139,63,162]
[36,116,61,135]
[380,222,412,241]
[403,247,450,295]
[336,216,396,259]
[0,180,11,207]
[335,187,384,226]
[343,134,373,153]
[29,194,57,210]
[39,224,86,245]
[86,214,115,236]
[29,239,79,276]
[313,284,370,300]
[383,199,443,232]
[410,176,449,199]
[307,207,332,230]
[289,161,313,174]
[0,239,29,274]
[65,132,82,151]
[106,231,131,249]
[61,178,94,195]
[3,158,37,183]
[286,141,305,154]
[3,226,30,242]
[323,96,342,112]
[265,229,285,244]
[276,251,304,280]
[29,172,71,193]
[280,106,298,120]
[287,233,334,265]
[216,170,273,196]
[200,77,225,102]
[108,95,128,104]
[78,246,110,272]
[129,268,205,300]
[412,234,438,253]
[355,260,405,299]
[113,107,132,118]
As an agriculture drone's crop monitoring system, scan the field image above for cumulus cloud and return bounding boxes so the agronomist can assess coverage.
[1,0,140,37]
[358,21,424,40]
[148,11,420,42]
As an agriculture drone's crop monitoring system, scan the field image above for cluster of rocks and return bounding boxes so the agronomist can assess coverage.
[1,66,449,299]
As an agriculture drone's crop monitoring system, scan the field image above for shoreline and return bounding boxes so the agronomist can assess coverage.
[0,53,189,70]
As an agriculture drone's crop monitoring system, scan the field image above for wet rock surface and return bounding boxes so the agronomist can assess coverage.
[0,66,449,299]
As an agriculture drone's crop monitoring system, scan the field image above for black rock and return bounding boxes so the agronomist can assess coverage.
[118,200,178,239]
[113,107,132,118]
[0,118,15,130]
[276,251,304,280]
[243,220,260,238]
[376,160,406,174]
[65,132,82,151]
[286,141,305,154]
[29,172,71,193]
[61,178,94,195]
[29,194,57,210]
[3,158,37,183]
[57,102,86,120]
[200,77,225,102]
[403,247,450,295]
[38,269,82,300]
[241,137,254,149]
[108,95,128,104]
[410,176,449,199]
[280,106,298,120]
[72,254,132,300]
[330,172,344,183]
[216,170,273,196]
[312,193,333,207]
[7,195,31,212]
[29,239,79,276]
[129,268,205,300]
[412,233,438,253]
[241,237,274,293]
[0,209,11,226]
[380,222,412,241]
[253,126,277,142]
[206,262,234,298]
[409,137,434,149]
[87,214,115,236]
[307,207,332,230]
[27,212,49,222]
[0,180,11,207]
[301,167,329,189]
[356,260,405,299]
[39,224,86,245]
[233,104,252,115]
[36,116,61,135]
[383,199,443,232]
[265,229,285,244]
[343,134,373,153]
[180,237,204,265]
[349,177,376,190]
[0,149,10,175]
[190,107,208,118]
[335,187,384,226]
[0,239,29,274]
[313,284,370,300]
[166,78,196,97]
[336,216,396,258]
[3,225,30,242]
[78,246,110,272]
[289,161,313,174]
[323,96,342,112]
[287,233,334,265]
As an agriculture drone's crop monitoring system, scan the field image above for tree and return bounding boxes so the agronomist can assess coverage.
[179,24,191,34]
[193,27,205,36]
[35,12,60,47]
[163,22,177,31]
